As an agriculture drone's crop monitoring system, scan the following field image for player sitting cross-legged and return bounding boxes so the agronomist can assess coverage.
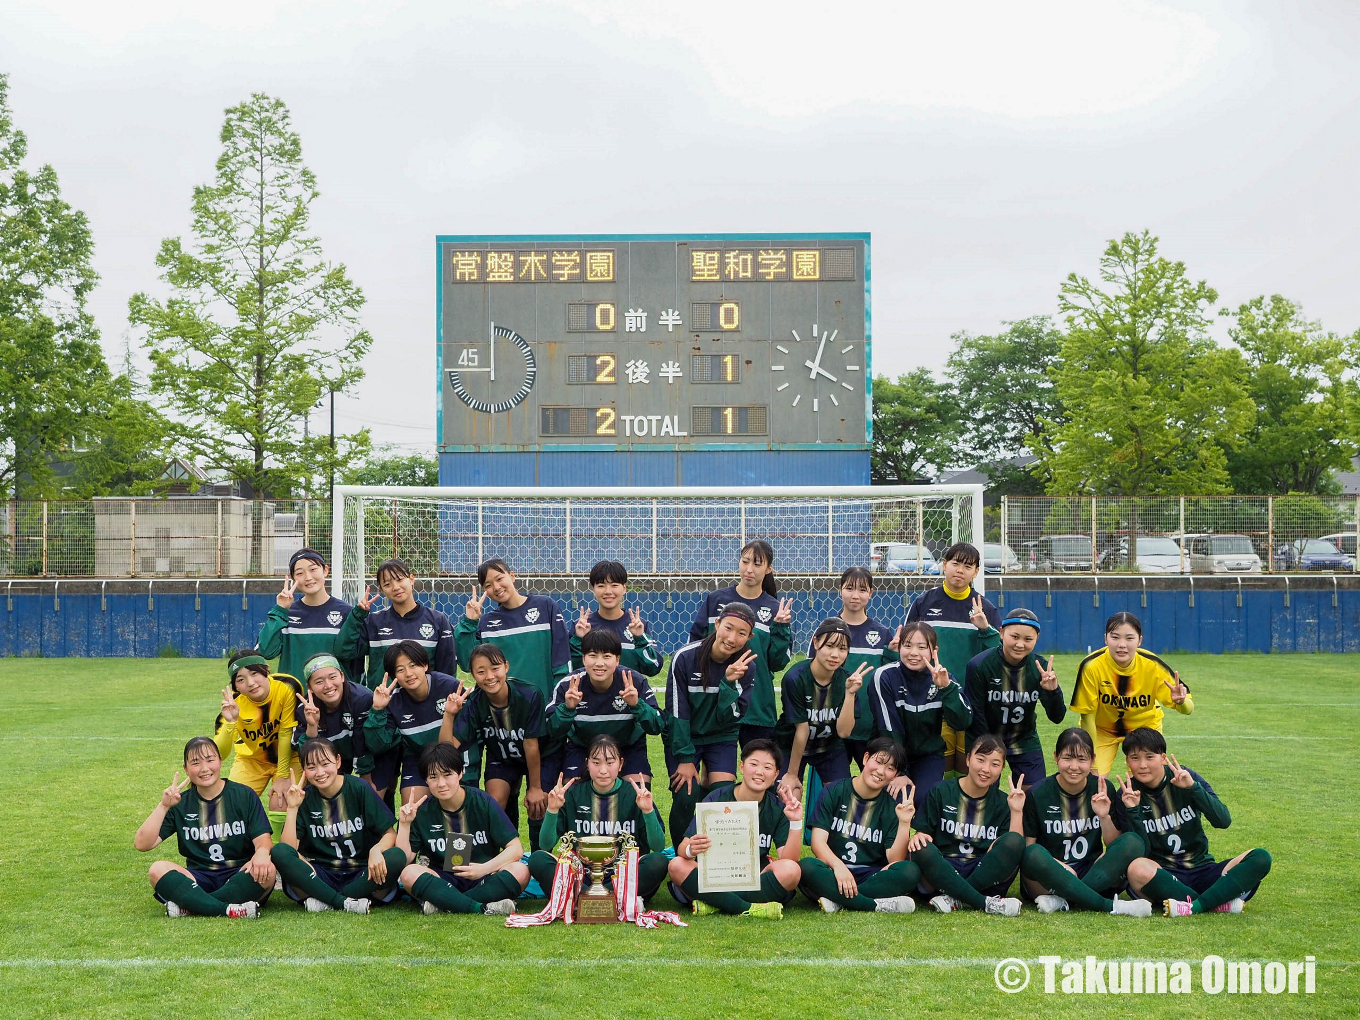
[797,737,921,914]
[1119,727,1272,916]
[396,742,529,916]
[134,736,274,919]
[907,733,1025,916]
[1017,727,1151,916]
[669,738,804,919]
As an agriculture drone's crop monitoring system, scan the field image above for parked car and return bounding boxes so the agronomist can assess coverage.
[982,542,1021,574]
[1275,538,1355,572]
[869,542,940,574]
[1178,533,1262,573]
[1318,532,1358,559]
[1035,534,1095,572]
[1102,535,1185,573]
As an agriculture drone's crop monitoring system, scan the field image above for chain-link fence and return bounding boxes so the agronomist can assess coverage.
[1001,495,1360,573]
[0,499,331,577]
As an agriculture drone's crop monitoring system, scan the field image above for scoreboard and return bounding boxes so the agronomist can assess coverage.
[436,234,871,486]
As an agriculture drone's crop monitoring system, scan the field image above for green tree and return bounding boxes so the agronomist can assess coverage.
[1041,231,1255,498]
[945,315,1065,494]
[870,369,964,484]
[129,93,372,499]
[342,449,438,487]
[1222,295,1356,494]
[0,74,151,500]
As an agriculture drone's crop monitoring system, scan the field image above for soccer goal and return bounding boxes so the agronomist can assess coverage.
[331,485,984,655]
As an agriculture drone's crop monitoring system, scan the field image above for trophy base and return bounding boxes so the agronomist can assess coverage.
[575,893,618,923]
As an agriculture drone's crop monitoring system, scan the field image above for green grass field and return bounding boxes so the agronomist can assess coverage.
[2,654,1357,1018]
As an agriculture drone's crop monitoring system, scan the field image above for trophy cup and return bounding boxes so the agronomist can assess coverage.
[574,835,622,923]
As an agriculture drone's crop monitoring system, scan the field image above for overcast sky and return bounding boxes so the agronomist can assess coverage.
[4,0,1357,454]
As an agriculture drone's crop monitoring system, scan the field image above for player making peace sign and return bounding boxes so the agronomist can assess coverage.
[1017,727,1152,916]
[776,619,873,793]
[134,737,274,919]
[868,622,973,813]
[668,738,806,918]
[664,602,760,842]
[395,742,529,915]
[568,560,663,677]
[362,641,463,804]
[688,540,793,750]
[963,607,1068,791]
[1069,612,1194,773]
[547,628,664,784]
[907,733,1025,916]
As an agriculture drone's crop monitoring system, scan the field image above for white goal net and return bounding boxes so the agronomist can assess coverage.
[332,485,984,656]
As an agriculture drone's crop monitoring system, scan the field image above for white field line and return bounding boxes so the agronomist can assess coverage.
[0,955,1354,970]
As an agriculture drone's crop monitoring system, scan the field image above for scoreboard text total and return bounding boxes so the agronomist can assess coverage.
[437,236,870,450]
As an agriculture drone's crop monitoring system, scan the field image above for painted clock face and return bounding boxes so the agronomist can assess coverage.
[446,323,537,413]
[770,324,862,411]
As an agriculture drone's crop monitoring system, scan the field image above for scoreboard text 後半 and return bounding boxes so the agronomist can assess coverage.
[436,234,871,486]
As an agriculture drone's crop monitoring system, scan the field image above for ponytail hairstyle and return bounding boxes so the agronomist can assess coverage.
[1054,726,1095,761]
[739,539,777,598]
[696,601,756,680]
[1105,611,1143,637]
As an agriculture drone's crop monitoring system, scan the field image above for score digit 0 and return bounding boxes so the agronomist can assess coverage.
[718,301,738,330]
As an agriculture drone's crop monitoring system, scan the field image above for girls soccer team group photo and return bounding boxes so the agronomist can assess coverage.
[136,539,1271,924]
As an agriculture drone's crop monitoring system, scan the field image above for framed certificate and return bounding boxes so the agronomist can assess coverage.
[695,800,762,893]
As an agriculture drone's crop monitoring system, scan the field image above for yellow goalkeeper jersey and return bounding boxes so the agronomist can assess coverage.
[214,675,301,782]
[1068,648,1192,738]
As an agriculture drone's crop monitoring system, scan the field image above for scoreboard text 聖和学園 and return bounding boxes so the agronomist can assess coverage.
[437,236,870,466]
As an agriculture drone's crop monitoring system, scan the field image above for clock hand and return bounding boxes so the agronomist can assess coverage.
[489,321,496,382]
[805,334,828,380]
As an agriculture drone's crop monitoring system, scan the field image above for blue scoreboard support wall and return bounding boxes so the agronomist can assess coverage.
[3,576,1357,659]
[438,449,870,487]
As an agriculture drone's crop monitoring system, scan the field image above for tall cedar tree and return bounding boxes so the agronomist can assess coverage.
[130,93,372,498]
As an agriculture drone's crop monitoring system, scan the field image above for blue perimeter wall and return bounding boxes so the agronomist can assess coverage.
[4,584,1358,658]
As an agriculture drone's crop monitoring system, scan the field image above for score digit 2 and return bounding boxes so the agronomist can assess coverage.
[595,407,617,436]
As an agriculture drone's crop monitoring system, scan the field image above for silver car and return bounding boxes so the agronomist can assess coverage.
[1179,534,1262,573]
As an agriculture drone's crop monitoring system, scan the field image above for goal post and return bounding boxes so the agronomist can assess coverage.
[332,484,984,655]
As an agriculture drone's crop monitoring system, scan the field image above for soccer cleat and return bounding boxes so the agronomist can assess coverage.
[1212,898,1244,914]
[1164,897,1194,917]
[742,901,783,920]
[304,897,333,913]
[1034,895,1070,914]
[224,902,258,919]
[482,899,516,916]
[929,894,960,913]
[342,897,371,914]
[691,900,721,916]
[873,896,916,914]
[273,875,284,892]
[818,897,842,914]
[1111,898,1153,917]
[422,900,441,915]
[164,901,187,919]
[984,896,1022,916]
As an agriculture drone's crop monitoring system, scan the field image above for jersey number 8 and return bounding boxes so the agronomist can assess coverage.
[208,843,225,862]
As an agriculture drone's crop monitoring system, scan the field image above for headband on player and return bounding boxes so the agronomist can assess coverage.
[288,547,327,574]
[303,653,343,681]
[716,602,757,627]
[1000,609,1041,634]
[228,654,271,679]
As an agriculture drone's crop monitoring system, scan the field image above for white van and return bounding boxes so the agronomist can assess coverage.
[1178,533,1262,573]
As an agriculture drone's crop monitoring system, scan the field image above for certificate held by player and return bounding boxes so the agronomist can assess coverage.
[695,800,761,893]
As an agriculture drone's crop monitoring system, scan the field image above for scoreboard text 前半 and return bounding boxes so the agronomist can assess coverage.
[436,234,871,487]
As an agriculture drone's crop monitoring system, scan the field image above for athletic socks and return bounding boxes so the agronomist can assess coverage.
[464,869,524,904]
[1192,849,1271,914]
[912,833,1023,911]
[1139,866,1196,906]
[410,873,480,914]
[527,815,544,854]
[339,848,407,901]
[679,869,750,915]
[207,869,269,905]
[1079,832,1142,893]
[154,872,231,917]
[1020,844,1115,912]
[797,859,921,912]
[269,844,346,909]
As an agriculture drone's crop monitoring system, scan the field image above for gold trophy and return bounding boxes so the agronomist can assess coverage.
[575,835,623,923]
